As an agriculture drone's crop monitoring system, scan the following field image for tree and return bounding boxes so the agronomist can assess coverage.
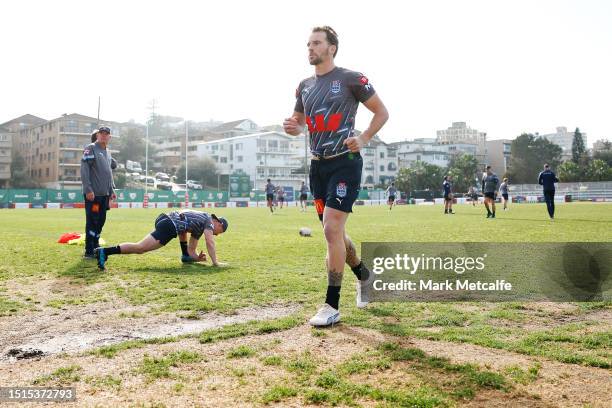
[507,134,562,183]
[113,172,127,189]
[114,127,149,165]
[558,161,581,182]
[586,159,612,181]
[395,162,444,193]
[447,153,479,193]
[572,127,586,164]
[10,150,38,188]
[175,158,219,188]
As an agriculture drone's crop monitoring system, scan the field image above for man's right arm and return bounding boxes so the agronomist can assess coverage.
[81,145,95,200]
[538,172,544,185]
[283,111,306,136]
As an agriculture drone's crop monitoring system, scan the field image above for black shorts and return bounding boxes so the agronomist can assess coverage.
[484,192,495,199]
[388,195,395,202]
[300,193,308,201]
[310,152,362,217]
[277,197,284,202]
[502,193,509,200]
[266,193,274,201]
[150,213,178,246]
[471,194,478,200]
[444,194,452,201]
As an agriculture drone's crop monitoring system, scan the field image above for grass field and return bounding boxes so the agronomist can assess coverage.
[0,203,610,407]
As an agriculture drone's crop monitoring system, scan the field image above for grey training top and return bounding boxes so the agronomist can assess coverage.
[499,182,509,195]
[265,182,275,194]
[167,210,213,240]
[387,186,397,196]
[300,184,308,194]
[294,67,376,157]
[482,173,500,193]
[81,142,115,196]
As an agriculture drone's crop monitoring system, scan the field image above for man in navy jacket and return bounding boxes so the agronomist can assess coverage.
[538,163,560,219]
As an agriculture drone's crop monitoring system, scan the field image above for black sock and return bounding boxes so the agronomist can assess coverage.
[180,241,188,256]
[325,286,341,310]
[104,246,121,256]
[351,262,369,281]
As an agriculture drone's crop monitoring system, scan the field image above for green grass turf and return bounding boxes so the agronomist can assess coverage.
[0,203,610,368]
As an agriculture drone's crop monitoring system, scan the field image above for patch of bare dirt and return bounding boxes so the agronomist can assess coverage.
[0,311,609,407]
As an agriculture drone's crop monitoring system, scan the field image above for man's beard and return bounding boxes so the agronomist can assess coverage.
[309,55,323,65]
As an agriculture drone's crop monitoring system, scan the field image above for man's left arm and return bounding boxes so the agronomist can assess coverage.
[344,94,389,152]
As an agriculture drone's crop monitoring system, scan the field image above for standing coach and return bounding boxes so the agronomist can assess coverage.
[81,126,116,258]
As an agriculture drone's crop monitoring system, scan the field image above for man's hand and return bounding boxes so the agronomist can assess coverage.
[111,193,117,201]
[196,251,207,262]
[86,192,95,201]
[283,117,301,136]
[182,251,207,263]
[343,135,366,153]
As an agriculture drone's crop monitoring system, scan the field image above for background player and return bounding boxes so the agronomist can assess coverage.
[499,177,510,210]
[443,175,454,214]
[276,186,285,209]
[386,182,397,210]
[265,179,275,213]
[538,163,560,219]
[299,181,309,212]
[482,165,499,218]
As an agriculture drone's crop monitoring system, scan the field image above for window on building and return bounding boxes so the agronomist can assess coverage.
[220,157,227,163]
[46,168,49,177]
[380,152,384,158]
[387,163,396,171]
[280,141,289,150]
[237,156,243,162]
[380,165,384,172]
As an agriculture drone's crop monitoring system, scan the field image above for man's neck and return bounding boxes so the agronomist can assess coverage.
[315,60,336,77]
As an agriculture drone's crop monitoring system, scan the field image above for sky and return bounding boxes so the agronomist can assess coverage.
[1,0,610,146]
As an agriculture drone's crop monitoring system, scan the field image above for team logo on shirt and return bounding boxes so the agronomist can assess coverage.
[331,80,341,94]
[359,75,372,91]
[336,182,347,198]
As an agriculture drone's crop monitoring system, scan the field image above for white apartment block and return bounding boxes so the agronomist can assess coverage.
[538,127,587,161]
[196,131,307,191]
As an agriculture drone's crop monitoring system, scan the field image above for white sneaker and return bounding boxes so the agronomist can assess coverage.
[309,304,340,326]
[356,281,369,309]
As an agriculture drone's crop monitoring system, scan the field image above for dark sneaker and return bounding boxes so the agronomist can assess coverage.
[93,247,107,270]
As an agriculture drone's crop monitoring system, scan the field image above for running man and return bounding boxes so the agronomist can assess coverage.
[499,177,510,210]
[276,186,285,209]
[538,163,559,219]
[283,26,389,326]
[468,186,478,207]
[443,175,454,214]
[386,182,397,210]
[94,210,228,270]
[299,181,309,212]
[481,166,499,218]
[265,179,275,213]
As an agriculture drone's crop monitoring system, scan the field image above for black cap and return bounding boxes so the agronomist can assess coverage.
[98,126,111,134]
[211,214,228,232]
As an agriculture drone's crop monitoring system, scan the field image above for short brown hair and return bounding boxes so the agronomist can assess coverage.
[312,26,339,57]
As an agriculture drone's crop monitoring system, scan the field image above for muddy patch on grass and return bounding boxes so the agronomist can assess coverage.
[0,325,608,407]
[0,300,300,361]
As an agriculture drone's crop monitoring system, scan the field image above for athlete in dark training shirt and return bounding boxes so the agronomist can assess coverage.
[283,26,389,326]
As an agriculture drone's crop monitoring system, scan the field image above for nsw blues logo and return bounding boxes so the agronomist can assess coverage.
[336,182,347,198]
[330,80,341,94]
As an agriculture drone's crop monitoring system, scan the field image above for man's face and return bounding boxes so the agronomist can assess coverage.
[307,31,334,66]
[212,220,224,236]
[97,131,111,144]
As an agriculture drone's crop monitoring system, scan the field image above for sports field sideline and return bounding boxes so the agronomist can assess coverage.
[0,203,610,407]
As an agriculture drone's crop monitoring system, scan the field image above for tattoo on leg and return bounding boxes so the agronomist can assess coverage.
[345,238,360,268]
[328,268,343,287]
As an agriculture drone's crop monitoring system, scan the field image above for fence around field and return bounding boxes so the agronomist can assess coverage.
[0,183,610,209]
